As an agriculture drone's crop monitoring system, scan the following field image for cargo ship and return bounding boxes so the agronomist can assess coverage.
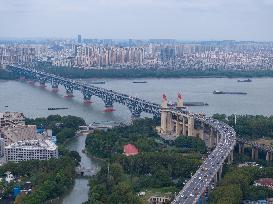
[48,107,68,110]
[237,79,252,82]
[90,81,105,84]
[132,81,147,83]
[213,90,247,95]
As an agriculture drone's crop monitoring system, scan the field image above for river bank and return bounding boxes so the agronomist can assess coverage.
[19,65,273,79]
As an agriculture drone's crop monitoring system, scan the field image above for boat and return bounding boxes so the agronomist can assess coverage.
[132,81,147,84]
[90,81,105,84]
[213,90,247,95]
[174,102,209,106]
[48,107,68,110]
[237,79,252,82]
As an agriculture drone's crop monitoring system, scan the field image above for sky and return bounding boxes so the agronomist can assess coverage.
[0,0,273,41]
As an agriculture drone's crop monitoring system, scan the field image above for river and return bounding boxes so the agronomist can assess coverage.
[1,77,273,203]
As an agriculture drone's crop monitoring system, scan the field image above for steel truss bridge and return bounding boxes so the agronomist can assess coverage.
[8,65,160,118]
[8,65,237,204]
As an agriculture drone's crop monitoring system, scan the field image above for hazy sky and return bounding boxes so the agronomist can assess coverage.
[1,0,273,41]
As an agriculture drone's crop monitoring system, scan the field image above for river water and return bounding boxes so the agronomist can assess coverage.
[1,77,273,203]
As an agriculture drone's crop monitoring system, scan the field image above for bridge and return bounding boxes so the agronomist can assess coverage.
[8,65,236,204]
[8,65,160,119]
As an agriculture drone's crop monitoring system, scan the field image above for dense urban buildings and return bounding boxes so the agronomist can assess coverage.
[0,39,273,71]
[0,112,58,163]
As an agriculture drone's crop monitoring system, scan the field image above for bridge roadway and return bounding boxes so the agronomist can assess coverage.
[9,65,237,204]
[172,116,236,204]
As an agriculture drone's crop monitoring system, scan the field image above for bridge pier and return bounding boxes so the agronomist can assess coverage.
[51,82,59,92]
[227,150,234,164]
[103,98,115,112]
[19,76,25,81]
[175,119,182,136]
[187,115,194,136]
[208,128,214,149]
[83,92,92,105]
[218,165,223,181]
[252,147,259,160]
[266,152,272,162]
[182,117,187,136]
[64,86,74,98]
[238,143,245,154]
[27,78,35,85]
[39,81,46,88]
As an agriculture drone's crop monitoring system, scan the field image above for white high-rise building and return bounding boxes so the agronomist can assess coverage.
[5,140,58,163]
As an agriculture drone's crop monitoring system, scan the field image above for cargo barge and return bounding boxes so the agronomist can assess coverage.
[132,81,147,83]
[213,90,247,95]
[237,79,252,82]
[48,107,68,110]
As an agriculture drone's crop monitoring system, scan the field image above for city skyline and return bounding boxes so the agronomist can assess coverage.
[1,0,273,41]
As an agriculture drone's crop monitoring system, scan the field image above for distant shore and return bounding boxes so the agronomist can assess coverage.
[3,66,273,80]
[34,66,273,79]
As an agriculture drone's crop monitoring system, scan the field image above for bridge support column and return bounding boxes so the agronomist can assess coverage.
[27,78,35,85]
[209,128,214,149]
[187,115,194,136]
[166,112,174,133]
[214,174,218,183]
[266,152,272,162]
[51,82,59,92]
[182,117,187,136]
[252,147,259,160]
[175,119,182,136]
[238,143,245,154]
[218,165,223,181]
[103,98,115,112]
[64,86,74,98]
[39,81,46,88]
[19,76,25,81]
[216,132,220,145]
[83,92,92,105]
[228,151,234,164]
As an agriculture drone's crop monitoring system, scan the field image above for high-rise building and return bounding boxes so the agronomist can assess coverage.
[4,139,58,163]
[77,34,82,44]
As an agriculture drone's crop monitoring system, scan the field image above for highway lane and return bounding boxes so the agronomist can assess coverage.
[172,117,236,204]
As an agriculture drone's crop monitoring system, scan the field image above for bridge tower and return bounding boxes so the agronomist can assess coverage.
[175,93,183,135]
[160,94,169,133]
[176,93,184,110]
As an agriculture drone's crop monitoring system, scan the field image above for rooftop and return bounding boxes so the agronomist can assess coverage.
[124,144,139,156]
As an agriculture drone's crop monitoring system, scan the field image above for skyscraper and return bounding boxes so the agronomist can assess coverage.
[77,34,82,44]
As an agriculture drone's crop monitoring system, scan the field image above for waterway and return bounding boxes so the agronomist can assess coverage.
[1,77,273,203]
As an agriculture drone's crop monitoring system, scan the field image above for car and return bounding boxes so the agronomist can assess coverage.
[190,193,194,197]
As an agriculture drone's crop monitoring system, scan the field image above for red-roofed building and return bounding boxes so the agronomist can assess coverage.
[254,178,273,189]
[123,144,139,156]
